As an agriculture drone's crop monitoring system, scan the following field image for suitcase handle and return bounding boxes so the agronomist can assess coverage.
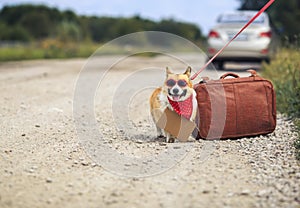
[220,73,240,79]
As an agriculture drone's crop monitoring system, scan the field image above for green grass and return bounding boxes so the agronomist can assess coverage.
[0,45,44,61]
[262,48,300,160]
[0,40,99,61]
[0,38,207,62]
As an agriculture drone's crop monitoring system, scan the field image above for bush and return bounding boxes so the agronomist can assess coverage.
[0,40,99,61]
[262,48,300,159]
[0,22,31,42]
[262,49,300,118]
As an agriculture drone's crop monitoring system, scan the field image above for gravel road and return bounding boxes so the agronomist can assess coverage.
[0,54,299,208]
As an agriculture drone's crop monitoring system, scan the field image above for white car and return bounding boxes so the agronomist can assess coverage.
[207,11,276,69]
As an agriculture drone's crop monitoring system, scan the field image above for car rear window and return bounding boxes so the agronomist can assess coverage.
[218,13,265,24]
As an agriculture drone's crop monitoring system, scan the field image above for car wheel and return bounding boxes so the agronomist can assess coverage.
[263,58,270,64]
[212,61,224,70]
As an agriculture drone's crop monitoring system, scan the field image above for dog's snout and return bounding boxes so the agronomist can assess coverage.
[172,88,179,95]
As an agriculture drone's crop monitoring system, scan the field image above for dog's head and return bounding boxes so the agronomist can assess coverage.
[163,66,193,102]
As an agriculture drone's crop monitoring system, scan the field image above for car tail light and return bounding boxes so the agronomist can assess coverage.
[208,30,220,38]
[260,31,272,38]
[208,48,216,54]
[261,49,269,54]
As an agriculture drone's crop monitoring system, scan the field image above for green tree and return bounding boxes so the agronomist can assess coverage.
[154,19,202,41]
[86,17,116,42]
[0,22,31,41]
[0,4,204,43]
[57,21,81,42]
[19,12,52,39]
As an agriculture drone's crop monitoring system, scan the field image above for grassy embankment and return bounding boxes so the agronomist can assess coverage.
[0,39,99,61]
[262,48,300,159]
[0,38,206,62]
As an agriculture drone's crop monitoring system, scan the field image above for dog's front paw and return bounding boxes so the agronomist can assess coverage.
[166,137,175,143]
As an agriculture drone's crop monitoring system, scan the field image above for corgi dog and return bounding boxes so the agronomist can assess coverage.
[149,66,197,142]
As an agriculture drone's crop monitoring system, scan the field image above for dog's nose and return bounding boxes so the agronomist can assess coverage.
[172,88,179,94]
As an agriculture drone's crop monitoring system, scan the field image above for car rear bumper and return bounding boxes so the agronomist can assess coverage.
[207,38,272,61]
[208,49,270,61]
[208,47,271,62]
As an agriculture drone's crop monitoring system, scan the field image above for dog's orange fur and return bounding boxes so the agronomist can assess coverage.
[149,87,162,111]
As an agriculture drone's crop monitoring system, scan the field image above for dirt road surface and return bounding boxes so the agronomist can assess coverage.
[0,54,299,208]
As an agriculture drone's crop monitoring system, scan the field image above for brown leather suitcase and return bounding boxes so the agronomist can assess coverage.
[193,70,276,140]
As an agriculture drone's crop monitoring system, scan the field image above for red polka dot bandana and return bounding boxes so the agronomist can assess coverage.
[167,95,193,119]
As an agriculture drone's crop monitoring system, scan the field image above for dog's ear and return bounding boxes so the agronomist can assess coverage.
[166,67,173,75]
[184,66,192,78]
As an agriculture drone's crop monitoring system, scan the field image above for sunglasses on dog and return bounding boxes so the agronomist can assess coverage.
[166,79,188,87]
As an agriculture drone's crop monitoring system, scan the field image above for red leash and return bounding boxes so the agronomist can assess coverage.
[190,0,275,80]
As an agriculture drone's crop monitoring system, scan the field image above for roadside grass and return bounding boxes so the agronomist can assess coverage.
[0,40,99,61]
[0,42,165,61]
[0,45,44,61]
[262,48,300,160]
[0,39,207,62]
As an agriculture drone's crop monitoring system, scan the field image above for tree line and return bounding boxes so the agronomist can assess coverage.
[0,4,203,43]
[1,2,299,44]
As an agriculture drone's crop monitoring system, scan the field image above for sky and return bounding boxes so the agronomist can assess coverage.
[0,0,240,35]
